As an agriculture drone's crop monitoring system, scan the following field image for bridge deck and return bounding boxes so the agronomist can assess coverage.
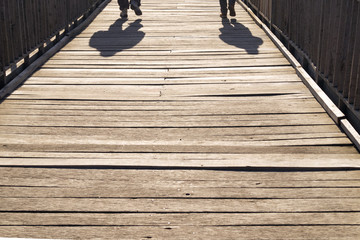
[0,0,359,238]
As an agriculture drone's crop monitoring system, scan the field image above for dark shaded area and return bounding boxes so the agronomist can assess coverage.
[0,0,107,91]
[89,19,145,57]
[219,18,263,54]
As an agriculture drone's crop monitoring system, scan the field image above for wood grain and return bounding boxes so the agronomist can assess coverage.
[0,0,359,239]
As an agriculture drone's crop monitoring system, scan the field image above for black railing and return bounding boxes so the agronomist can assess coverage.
[242,0,360,132]
[0,0,106,89]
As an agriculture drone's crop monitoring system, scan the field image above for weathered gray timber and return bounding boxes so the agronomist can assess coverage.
[0,0,359,239]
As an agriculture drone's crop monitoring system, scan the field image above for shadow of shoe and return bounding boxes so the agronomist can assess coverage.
[89,19,145,57]
[219,18,263,54]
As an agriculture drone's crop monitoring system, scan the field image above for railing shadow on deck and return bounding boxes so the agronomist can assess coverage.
[89,19,145,57]
[219,18,263,54]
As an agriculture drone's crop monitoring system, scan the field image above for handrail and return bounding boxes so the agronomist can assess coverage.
[0,0,106,89]
[242,0,360,133]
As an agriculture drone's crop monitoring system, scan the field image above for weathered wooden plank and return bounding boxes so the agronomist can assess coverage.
[0,95,323,104]
[0,97,327,108]
[1,186,359,199]
[1,168,359,181]
[12,75,303,86]
[1,198,359,212]
[0,138,351,153]
[51,52,284,59]
[1,212,359,226]
[1,145,357,154]
[0,99,328,114]
[0,154,359,168]
[0,114,338,128]
[0,131,350,143]
[82,23,268,31]
[62,44,279,51]
[7,83,313,100]
[41,58,290,69]
[0,108,327,116]
[1,178,359,190]
[0,96,333,111]
[29,66,297,78]
[53,49,281,56]
[0,226,359,239]
[341,119,360,151]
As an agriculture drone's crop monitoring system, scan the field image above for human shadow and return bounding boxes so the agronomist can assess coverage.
[219,18,263,54]
[89,19,145,57]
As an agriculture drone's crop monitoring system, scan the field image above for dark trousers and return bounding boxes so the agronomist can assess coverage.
[219,0,236,14]
[118,0,141,10]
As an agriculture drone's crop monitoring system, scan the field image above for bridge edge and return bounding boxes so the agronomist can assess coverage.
[0,0,111,102]
[237,0,360,152]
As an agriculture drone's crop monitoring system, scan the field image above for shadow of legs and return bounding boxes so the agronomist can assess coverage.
[89,19,145,57]
[219,18,263,54]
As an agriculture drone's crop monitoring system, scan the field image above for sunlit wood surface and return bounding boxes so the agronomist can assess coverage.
[0,0,359,238]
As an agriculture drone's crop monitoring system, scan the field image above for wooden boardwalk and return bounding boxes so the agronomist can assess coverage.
[0,0,359,238]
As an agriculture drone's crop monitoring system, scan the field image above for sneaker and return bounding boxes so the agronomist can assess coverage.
[131,4,142,16]
[220,12,227,18]
[120,9,128,19]
[229,6,236,16]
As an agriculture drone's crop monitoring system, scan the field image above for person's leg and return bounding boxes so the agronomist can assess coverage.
[118,0,129,18]
[228,0,236,16]
[131,0,141,7]
[219,0,227,17]
[118,0,129,10]
[130,0,142,15]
